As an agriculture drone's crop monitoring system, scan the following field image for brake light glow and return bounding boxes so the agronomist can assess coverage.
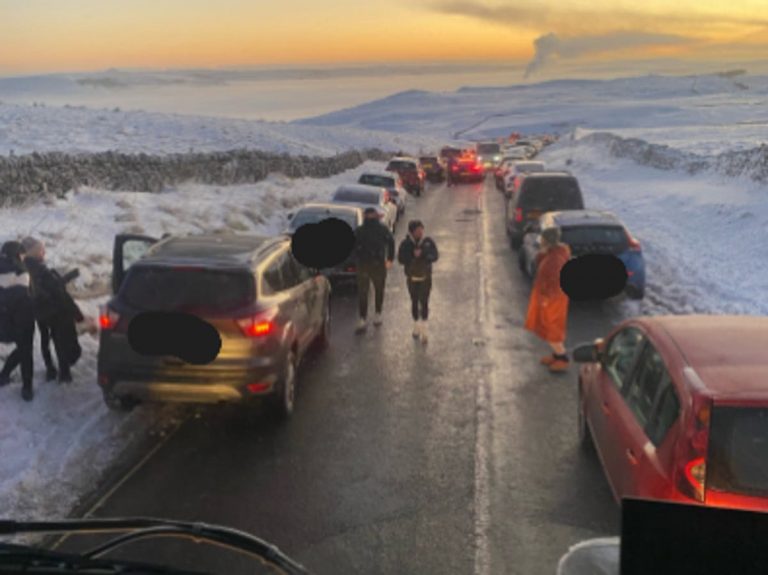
[677,392,711,502]
[99,305,120,330]
[247,381,272,394]
[514,208,523,223]
[237,310,277,337]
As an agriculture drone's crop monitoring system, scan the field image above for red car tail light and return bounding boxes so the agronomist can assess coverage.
[237,308,278,338]
[514,208,523,223]
[677,391,712,502]
[247,381,273,394]
[99,305,120,331]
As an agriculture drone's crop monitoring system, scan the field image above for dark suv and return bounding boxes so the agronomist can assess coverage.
[505,172,584,249]
[386,157,425,196]
[97,233,331,418]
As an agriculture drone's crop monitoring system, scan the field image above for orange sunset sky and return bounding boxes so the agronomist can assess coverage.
[2,0,767,75]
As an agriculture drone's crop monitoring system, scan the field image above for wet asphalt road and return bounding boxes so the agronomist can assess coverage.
[63,177,622,574]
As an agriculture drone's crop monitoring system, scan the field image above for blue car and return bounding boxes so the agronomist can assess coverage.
[519,209,646,299]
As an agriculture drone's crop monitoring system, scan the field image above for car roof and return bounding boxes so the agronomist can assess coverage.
[334,183,385,195]
[639,315,768,398]
[293,203,362,215]
[523,171,574,179]
[141,234,282,267]
[546,210,621,227]
[389,156,418,163]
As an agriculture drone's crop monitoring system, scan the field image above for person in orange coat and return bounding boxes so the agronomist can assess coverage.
[524,226,572,372]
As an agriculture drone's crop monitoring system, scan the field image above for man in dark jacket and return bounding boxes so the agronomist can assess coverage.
[0,241,36,400]
[22,237,83,384]
[354,207,395,333]
[397,220,439,344]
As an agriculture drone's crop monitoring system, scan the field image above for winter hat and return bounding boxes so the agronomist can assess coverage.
[21,236,44,254]
[541,226,562,246]
[408,220,424,234]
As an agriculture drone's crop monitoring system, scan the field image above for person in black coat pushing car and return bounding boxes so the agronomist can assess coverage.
[0,241,36,400]
[21,237,83,384]
[397,220,439,344]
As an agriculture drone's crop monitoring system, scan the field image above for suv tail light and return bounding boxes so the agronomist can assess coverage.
[677,391,712,502]
[514,208,523,223]
[626,230,642,251]
[99,305,121,331]
[237,308,278,338]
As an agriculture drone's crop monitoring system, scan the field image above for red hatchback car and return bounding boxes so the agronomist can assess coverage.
[573,315,768,511]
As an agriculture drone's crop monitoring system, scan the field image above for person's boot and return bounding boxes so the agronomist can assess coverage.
[420,320,429,344]
[373,313,383,327]
[45,365,58,382]
[549,354,570,372]
[58,369,73,384]
[21,384,34,402]
[355,317,368,334]
[0,373,11,387]
[412,321,421,339]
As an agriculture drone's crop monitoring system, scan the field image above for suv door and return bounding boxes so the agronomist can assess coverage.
[616,344,681,499]
[588,326,646,498]
[261,248,311,355]
[112,234,159,294]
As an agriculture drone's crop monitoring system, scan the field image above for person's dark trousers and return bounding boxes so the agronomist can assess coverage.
[407,278,431,321]
[356,261,387,319]
[37,319,57,376]
[49,314,80,380]
[0,327,34,393]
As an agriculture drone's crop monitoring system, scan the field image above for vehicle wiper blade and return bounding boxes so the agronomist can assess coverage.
[0,518,312,575]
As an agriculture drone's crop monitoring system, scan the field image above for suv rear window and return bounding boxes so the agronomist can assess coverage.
[708,407,768,497]
[477,143,500,155]
[560,226,629,252]
[121,266,254,313]
[359,174,395,188]
[519,178,583,210]
[387,160,417,171]
[333,190,379,204]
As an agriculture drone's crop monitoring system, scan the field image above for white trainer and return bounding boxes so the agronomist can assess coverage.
[373,313,383,327]
[355,318,368,333]
[420,320,429,344]
[412,320,421,339]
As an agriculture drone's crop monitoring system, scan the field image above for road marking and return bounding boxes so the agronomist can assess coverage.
[50,417,184,550]
[473,181,494,575]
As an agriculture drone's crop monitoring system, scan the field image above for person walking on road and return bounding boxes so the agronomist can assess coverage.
[22,237,84,384]
[397,220,439,344]
[524,226,572,372]
[354,207,395,333]
[0,241,36,401]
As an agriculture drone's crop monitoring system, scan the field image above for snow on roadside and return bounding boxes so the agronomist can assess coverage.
[0,161,385,521]
[540,139,768,317]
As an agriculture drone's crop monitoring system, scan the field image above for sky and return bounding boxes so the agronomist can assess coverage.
[2,0,768,77]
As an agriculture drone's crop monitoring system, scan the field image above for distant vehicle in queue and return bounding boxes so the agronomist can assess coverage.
[357,170,408,218]
[419,155,446,183]
[98,233,331,418]
[439,145,464,163]
[500,146,529,162]
[331,184,397,231]
[503,160,547,198]
[505,172,584,249]
[448,156,485,184]
[286,203,363,282]
[475,141,502,168]
[385,156,425,196]
[519,210,646,300]
[574,314,768,512]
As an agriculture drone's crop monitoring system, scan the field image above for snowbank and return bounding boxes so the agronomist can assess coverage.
[0,161,385,521]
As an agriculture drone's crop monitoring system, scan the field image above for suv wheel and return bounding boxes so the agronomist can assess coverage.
[103,392,138,412]
[271,351,297,419]
[577,386,594,453]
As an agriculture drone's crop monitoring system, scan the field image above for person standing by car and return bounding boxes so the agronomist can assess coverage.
[397,220,439,344]
[0,241,36,401]
[354,208,395,333]
[21,237,84,384]
[524,226,572,372]
[446,155,458,187]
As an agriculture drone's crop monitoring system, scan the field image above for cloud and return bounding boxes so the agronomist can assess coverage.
[524,31,695,77]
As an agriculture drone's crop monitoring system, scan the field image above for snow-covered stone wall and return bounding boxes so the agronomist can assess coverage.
[0,148,393,204]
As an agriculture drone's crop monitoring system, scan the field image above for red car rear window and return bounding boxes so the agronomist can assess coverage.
[708,407,768,497]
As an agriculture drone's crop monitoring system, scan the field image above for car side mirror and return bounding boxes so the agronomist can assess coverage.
[287,213,294,220]
[573,339,605,363]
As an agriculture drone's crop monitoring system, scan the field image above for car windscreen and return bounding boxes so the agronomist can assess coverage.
[359,174,395,188]
[560,226,629,251]
[420,157,438,164]
[708,407,768,497]
[121,266,255,313]
[290,211,357,231]
[440,148,461,159]
[333,190,379,204]
[519,178,583,210]
[477,143,500,155]
[387,160,417,171]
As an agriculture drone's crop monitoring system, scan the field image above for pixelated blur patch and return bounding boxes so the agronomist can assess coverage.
[127,311,221,365]
[560,254,628,301]
[291,218,355,269]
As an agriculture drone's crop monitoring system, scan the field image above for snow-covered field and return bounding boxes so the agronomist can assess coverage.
[1,70,767,522]
[0,162,385,522]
